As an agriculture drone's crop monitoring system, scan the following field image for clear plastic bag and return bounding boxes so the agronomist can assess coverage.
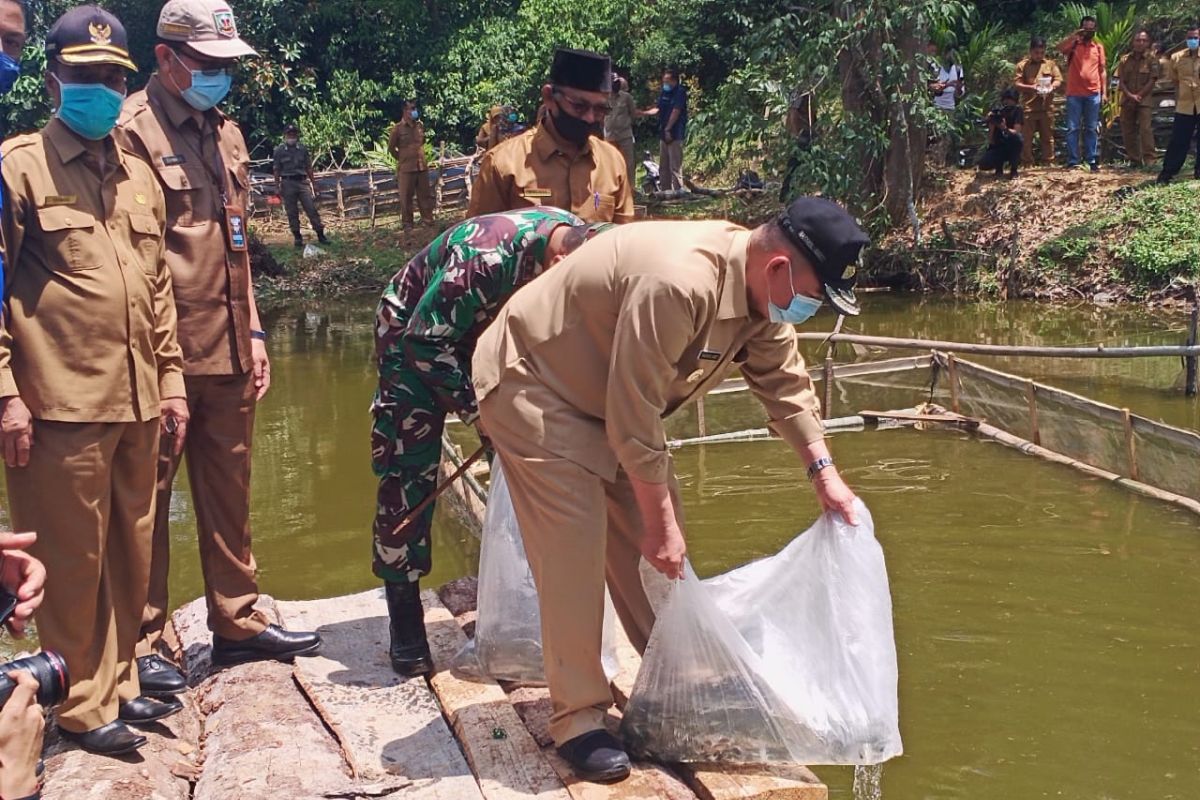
[463,458,619,684]
[620,498,902,766]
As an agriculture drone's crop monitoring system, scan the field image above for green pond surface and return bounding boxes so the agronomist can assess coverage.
[3,294,1198,799]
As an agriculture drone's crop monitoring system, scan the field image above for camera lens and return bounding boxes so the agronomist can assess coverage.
[0,651,70,708]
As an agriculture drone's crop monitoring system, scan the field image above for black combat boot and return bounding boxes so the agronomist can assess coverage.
[385,580,433,677]
[316,229,329,244]
[293,234,303,248]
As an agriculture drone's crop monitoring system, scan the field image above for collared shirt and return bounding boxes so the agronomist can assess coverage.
[605,91,637,143]
[115,74,253,376]
[656,85,688,139]
[273,141,312,178]
[933,64,963,110]
[472,220,825,484]
[468,117,634,224]
[0,119,184,422]
[1117,52,1161,108]
[388,119,427,173]
[1014,56,1063,113]
[1167,49,1200,115]
[1064,40,1106,96]
[376,207,583,419]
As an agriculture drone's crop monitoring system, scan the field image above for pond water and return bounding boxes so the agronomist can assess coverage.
[3,294,1197,799]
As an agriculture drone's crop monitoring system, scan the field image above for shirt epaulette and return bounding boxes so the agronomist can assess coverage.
[0,133,40,157]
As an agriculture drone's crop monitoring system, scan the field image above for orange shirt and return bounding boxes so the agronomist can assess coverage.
[1065,41,1107,96]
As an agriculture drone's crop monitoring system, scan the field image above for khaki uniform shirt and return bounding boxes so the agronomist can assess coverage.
[1014,57,1063,114]
[604,91,636,143]
[116,75,253,376]
[1117,52,1160,108]
[1166,50,1200,115]
[0,120,185,422]
[468,116,635,224]
[388,119,427,172]
[472,220,825,484]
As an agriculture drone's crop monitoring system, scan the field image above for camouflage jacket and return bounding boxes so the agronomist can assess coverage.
[376,207,583,419]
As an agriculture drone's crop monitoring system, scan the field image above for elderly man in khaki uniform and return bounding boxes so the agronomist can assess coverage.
[388,98,435,229]
[115,0,320,695]
[469,48,634,224]
[1013,37,1063,165]
[1117,31,1161,166]
[0,5,188,756]
[472,197,868,782]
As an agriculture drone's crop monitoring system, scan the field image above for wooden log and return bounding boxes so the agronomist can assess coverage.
[796,331,1200,358]
[1121,408,1139,481]
[422,591,572,799]
[172,597,358,800]
[274,591,484,799]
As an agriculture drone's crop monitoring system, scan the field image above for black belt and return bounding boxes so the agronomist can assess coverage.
[281,174,307,180]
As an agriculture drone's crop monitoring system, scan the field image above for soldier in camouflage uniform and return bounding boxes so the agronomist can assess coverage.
[371,207,612,675]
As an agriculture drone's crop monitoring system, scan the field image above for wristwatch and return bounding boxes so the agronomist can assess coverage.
[806,456,835,481]
[250,329,267,341]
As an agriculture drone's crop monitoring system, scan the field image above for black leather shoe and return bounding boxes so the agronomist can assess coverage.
[211,624,322,667]
[60,721,147,756]
[317,231,329,244]
[556,730,632,783]
[385,580,433,677]
[119,695,183,726]
[137,654,187,698]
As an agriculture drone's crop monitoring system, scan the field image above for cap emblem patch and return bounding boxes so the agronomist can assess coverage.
[842,263,857,281]
[213,10,236,37]
[89,22,112,45]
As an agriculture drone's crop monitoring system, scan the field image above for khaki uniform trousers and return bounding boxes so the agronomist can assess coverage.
[6,419,157,732]
[1022,112,1055,164]
[139,373,266,657]
[610,137,636,193]
[659,138,684,192]
[1119,104,1156,165]
[397,169,435,226]
[479,387,667,745]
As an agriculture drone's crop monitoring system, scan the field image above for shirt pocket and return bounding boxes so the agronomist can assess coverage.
[128,212,162,275]
[155,164,202,228]
[36,206,102,272]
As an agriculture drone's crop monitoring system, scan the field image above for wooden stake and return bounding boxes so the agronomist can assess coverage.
[336,174,345,221]
[696,396,707,437]
[367,168,377,229]
[822,355,835,420]
[1186,305,1198,397]
[947,352,961,413]
[1026,380,1040,446]
[1122,407,1139,481]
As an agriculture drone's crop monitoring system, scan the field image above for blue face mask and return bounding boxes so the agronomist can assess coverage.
[507,112,518,122]
[52,75,125,140]
[662,82,674,93]
[173,51,233,111]
[767,265,823,324]
[0,53,20,95]
[1188,37,1200,50]
[410,109,419,120]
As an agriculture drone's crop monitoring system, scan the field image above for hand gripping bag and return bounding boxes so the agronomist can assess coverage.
[466,457,619,684]
[620,498,902,765]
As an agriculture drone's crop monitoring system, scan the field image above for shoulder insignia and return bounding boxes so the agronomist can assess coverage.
[0,133,40,157]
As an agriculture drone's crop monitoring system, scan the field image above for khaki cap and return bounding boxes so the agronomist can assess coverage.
[157,0,257,59]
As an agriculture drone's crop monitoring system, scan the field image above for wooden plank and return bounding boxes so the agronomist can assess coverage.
[422,591,572,799]
[275,590,484,800]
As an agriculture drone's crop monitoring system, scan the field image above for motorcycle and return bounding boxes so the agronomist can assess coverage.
[641,151,661,195]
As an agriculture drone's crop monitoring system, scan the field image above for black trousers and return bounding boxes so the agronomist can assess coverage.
[281,177,324,238]
[977,134,1023,172]
[1158,113,1200,182]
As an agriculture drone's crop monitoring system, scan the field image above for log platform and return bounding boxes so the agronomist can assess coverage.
[37,582,826,800]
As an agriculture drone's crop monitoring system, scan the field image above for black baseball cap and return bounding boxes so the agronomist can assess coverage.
[284,123,299,134]
[46,6,137,72]
[776,197,871,316]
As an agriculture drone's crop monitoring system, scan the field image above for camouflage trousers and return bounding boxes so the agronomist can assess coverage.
[370,364,446,584]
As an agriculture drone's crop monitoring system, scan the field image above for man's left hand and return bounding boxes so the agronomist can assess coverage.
[252,338,271,401]
[160,397,190,456]
[0,532,46,638]
[811,468,859,526]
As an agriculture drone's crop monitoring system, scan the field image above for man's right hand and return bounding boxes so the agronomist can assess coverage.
[0,397,33,468]
[0,671,45,800]
[639,517,686,579]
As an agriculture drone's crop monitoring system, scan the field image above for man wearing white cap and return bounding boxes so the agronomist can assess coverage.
[115,0,320,695]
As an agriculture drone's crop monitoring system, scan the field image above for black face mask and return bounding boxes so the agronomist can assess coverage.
[552,107,600,146]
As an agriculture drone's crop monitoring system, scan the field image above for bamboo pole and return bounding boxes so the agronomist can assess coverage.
[822,356,835,419]
[947,353,961,413]
[1122,408,1139,481]
[1025,380,1040,446]
[367,168,377,229]
[696,396,707,437]
[795,332,1200,359]
[1186,305,1198,397]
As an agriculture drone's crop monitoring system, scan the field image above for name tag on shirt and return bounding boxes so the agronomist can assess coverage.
[225,205,247,252]
[521,188,552,199]
[43,195,77,206]
[162,154,187,166]
[699,349,722,361]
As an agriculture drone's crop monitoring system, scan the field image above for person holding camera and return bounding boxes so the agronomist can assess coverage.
[978,88,1025,178]
[1058,15,1108,170]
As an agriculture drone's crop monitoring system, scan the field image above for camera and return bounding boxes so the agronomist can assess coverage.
[988,107,1004,122]
[0,651,70,708]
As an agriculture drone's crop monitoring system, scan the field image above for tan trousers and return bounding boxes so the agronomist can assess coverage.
[1120,104,1156,165]
[480,390,666,745]
[610,137,636,193]
[659,138,684,191]
[139,373,266,656]
[7,420,157,732]
[397,169,434,226]
[1023,112,1055,164]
